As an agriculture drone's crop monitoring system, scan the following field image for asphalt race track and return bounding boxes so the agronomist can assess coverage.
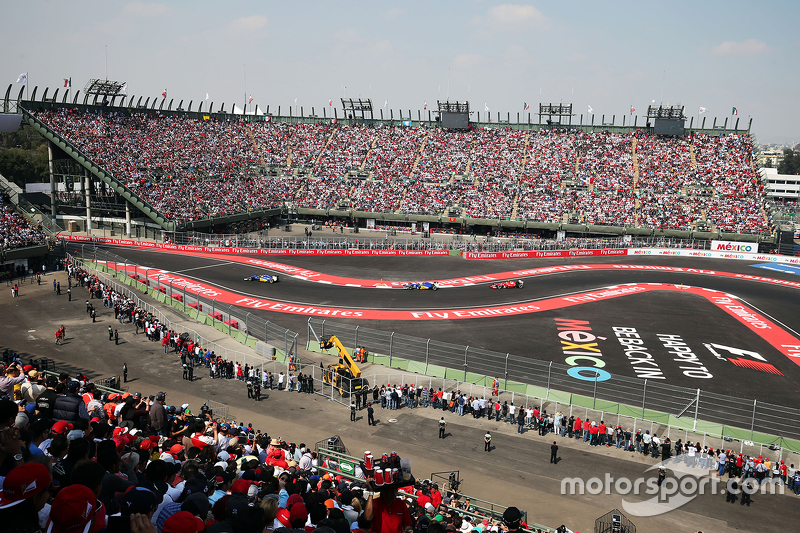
[81,244,800,407]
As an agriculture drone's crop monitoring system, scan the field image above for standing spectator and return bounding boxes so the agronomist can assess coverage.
[438,417,446,439]
[551,441,559,464]
[52,381,89,422]
[123,363,128,383]
[364,486,412,533]
[149,392,167,437]
[484,431,492,452]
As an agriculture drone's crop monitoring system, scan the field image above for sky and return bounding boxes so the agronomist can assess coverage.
[2,1,798,144]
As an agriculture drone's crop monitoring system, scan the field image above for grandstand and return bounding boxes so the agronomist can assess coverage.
[1,85,773,245]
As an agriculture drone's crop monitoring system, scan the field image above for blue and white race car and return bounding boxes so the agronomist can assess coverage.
[402,281,439,290]
[244,274,280,283]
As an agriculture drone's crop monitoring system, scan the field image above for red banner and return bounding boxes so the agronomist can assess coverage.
[462,249,628,260]
[61,236,448,257]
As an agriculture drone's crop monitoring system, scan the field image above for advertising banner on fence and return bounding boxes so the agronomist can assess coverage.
[61,235,448,257]
[463,249,628,259]
[710,240,758,254]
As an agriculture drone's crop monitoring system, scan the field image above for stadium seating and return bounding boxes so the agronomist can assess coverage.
[30,109,769,234]
[0,199,49,249]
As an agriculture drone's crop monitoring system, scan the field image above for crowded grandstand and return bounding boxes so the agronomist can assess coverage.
[28,108,769,235]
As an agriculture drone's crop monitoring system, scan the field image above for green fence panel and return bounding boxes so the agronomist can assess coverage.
[459,372,485,384]
[780,438,800,454]
[571,394,594,409]
[545,389,572,404]
[425,364,447,379]
[667,415,695,431]
[521,384,547,399]
[618,404,641,418]
[371,354,391,366]
[693,420,724,437]
[444,367,466,381]
[407,361,428,374]
[643,409,670,424]
[505,380,529,394]
[749,431,782,446]
[593,399,620,413]
[390,359,410,371]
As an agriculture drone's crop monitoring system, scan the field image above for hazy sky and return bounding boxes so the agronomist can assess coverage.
[2,1,797,144]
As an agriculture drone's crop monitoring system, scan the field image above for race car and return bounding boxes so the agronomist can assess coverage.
[244,274,280,283]
[402,281,439,290]
[490,279,524,289]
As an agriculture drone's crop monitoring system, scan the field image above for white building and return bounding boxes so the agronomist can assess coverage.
[761,168,800,200]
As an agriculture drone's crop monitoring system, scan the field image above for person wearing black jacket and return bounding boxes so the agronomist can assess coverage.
[35,375,59,419]
[52,381,89,422]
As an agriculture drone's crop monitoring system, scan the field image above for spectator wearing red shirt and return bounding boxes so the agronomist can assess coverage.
[365,486,412,533]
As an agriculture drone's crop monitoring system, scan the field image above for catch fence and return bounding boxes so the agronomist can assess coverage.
[161,229,714,254]
[307,318,800,455]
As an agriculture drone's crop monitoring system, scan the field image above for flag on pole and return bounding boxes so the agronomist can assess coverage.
[384,100,388,108]
[162,89,167,99]
[699,106,708,114]
[248,95,253,104]
[524,102,530,110]
[16,72,28,84]
[732,107,738,116]
[328,99,332,106]
[294,97,297,104]
[587,104,593,114]
[484,103,489,111]
[63,78,71,88]
[205,92,209,100]
[424,102,427,110]
[120,83,128,95]
[630,105,635,115]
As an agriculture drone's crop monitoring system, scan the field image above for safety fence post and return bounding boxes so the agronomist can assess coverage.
[693,389,700,431]
[211,297,217,326]
[750,399,757,440]
[545,361,552,400]
[244,312,251,344]
[504,354,509,390]
[425,340,430,373]
[321,319,325,341]
[463,346,469,382]
[641,379,647,420]
[389,333,394,367]
[354,326,359,350]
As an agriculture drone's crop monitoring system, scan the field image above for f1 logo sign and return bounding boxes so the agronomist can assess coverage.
[704,343,784,376]
[704,343,766,362]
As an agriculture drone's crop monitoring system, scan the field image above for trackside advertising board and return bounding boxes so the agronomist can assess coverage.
[710,240,758,254]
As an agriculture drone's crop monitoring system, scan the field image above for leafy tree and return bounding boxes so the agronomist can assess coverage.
[778,149,800,175]
[0,125,49,187]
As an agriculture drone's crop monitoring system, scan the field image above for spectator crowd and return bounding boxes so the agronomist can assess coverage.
[31,108,769,235]
[0,195,49,251]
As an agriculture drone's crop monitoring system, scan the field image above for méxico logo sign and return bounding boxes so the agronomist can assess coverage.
[710,240,757,254]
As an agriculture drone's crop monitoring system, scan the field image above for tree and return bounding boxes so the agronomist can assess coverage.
[778,149,800,175]
[0,125,49,187]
